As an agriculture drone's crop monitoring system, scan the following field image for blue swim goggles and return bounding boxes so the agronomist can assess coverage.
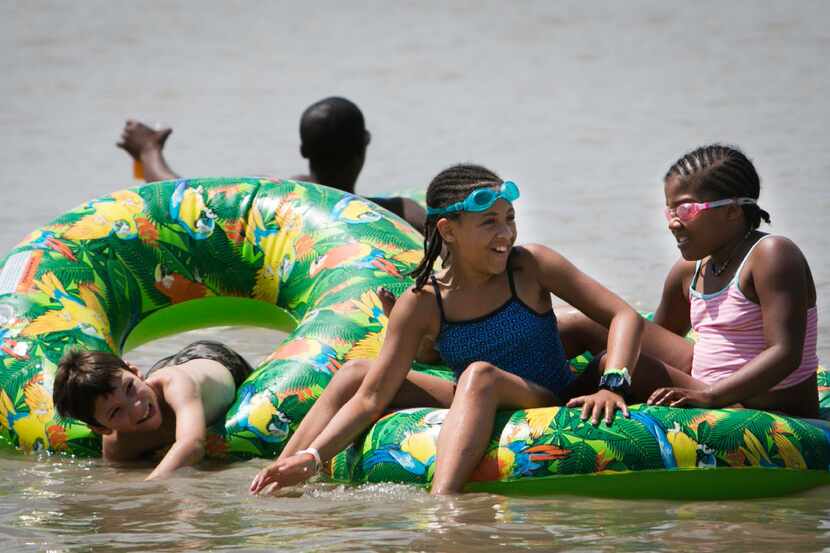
[426,180,520,217]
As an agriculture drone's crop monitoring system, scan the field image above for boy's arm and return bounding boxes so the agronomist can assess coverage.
[146,375,207,480]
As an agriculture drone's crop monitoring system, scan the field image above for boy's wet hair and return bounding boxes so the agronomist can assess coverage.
[148,340,253,388]
[409,163,502,290]
[665,144,771,230]
[300,97,369,169]
[53,350,129,427]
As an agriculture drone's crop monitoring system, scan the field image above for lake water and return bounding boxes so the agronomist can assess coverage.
[1,1,829,551]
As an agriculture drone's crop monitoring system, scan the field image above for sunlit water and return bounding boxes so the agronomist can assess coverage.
[2,1,829,551]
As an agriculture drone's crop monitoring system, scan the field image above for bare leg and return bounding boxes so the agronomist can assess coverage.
[430,362,556,495]
[555,306,610,359]
[555,306,694,373]
[278,359,455,461]
[582,350,704,404]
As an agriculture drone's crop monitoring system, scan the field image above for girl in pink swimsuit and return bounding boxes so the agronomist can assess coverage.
[644,144,819,416]
[559,144,819,417]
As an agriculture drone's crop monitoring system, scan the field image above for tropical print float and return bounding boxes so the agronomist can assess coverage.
[0,177,828,499]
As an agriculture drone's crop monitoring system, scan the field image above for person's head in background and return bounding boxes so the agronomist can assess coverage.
[300,97,371,193]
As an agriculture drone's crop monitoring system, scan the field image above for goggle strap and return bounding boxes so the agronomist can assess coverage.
[427,180,518,217]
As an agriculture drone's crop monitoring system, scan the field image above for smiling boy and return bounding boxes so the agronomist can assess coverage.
[53,341,252,479]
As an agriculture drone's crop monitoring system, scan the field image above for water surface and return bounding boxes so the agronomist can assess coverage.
[2,1,829,551]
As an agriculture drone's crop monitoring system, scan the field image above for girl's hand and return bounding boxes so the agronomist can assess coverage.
[249,452,317,495]
[566,389,629,426]
[647,387,713,408]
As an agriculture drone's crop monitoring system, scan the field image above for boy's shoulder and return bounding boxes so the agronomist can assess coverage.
[150,359,236,425]
[148,358,233,389]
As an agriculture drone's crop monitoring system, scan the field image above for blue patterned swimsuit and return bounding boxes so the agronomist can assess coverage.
[431,253,575,396]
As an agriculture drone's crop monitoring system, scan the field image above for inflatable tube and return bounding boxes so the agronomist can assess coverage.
[0,177,828,499]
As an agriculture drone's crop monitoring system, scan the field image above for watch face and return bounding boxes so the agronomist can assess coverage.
[599,369,631,394]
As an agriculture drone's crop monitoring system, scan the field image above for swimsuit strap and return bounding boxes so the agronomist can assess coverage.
[430,275,447,324]
[734,234,774,283]
[690,259,703,294]
[506,249,518,298]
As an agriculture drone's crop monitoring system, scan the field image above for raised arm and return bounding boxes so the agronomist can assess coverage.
[117,119,180,182]
[145,374,206,480]
[249,288,433,492]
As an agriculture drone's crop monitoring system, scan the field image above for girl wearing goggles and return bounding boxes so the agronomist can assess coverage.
[252,163,645,496]
[559,144,818,418]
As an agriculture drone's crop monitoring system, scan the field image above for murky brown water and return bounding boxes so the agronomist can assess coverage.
[2,1,829,551]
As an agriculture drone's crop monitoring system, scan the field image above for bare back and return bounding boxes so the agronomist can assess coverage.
[151,359,236,426]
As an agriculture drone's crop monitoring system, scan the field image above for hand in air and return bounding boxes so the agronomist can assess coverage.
[566,389,629,426]
[116,119,172,160]
[249,452,317,495]
[648,387,712,408]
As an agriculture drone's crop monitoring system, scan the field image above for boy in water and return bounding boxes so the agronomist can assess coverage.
[117,96,426,233]
[53,340,252,479]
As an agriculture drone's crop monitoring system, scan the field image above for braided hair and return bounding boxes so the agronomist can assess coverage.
[664,144,771,230]
[409,163,502,290]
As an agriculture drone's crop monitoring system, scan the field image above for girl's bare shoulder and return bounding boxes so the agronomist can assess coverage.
[396,283,441,322]
[511,243,565,268]
[667,257,697,280]
[750,234,807,266]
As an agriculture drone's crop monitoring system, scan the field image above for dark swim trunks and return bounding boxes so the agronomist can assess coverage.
[147,340,253,388]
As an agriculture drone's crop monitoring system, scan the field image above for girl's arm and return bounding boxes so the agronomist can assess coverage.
[652,259,694,336]
[652,238,812,407]
[526,244,643,372]
[250,288,432,492]
[525,244,643,424]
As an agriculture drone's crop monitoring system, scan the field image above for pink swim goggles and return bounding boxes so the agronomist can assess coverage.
[664,197,756,223]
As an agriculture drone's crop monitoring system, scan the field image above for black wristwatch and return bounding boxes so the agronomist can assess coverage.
[598,367,632,399]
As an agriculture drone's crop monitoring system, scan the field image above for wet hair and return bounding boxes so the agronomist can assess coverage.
[53,349,129,427]
[149,340,253,388]
[664,144,771,230]
[409,163,502,289]
[300,97,369,168]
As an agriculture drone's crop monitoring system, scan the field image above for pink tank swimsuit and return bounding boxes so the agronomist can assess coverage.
[690,235,819,390]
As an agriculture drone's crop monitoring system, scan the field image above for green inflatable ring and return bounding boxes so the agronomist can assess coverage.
[0,177,828,500]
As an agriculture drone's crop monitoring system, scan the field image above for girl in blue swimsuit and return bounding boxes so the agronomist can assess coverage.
[251,164,644,495]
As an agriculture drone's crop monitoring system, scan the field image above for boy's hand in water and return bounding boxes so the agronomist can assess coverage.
[249,452,317,494]
[117,119,172,161]
[566,389,629,426]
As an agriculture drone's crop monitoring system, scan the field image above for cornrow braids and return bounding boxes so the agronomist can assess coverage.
[409,163,502,289]
[665,144,771,230]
